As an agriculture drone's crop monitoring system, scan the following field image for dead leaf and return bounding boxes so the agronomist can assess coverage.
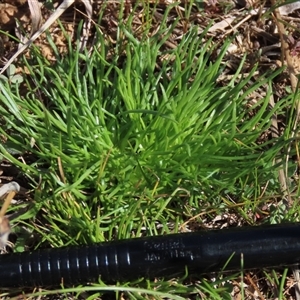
[208,17,235,33]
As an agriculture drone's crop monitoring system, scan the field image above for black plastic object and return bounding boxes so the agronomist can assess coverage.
[1,223,300,287]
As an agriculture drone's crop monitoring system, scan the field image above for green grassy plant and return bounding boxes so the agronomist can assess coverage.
[0,1,298,299]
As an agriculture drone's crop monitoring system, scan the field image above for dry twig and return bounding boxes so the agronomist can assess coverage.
[271,1,300,299]
[0,0,75,74]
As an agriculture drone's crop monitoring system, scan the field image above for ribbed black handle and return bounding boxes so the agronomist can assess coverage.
[1,223,300,287]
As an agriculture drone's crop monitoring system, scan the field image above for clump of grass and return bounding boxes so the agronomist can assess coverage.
[0,1,297,299]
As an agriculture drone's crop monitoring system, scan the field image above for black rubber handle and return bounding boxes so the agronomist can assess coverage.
[1,223,300,287]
